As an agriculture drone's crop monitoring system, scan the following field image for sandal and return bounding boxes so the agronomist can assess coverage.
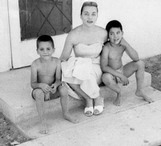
[93,105,104,115]
[84,107,94,117]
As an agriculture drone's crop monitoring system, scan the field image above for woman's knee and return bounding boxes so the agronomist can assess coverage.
[58,85,68,97]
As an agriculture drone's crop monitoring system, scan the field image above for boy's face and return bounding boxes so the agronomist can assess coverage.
[37,41,54,59]
[108,27,123,45]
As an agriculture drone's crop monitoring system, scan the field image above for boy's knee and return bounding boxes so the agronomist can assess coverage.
[102,73,112,84]
[136,60,145,69]
[33,89,44,100]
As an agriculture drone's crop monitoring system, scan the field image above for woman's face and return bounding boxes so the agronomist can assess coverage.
[81,6,98,27]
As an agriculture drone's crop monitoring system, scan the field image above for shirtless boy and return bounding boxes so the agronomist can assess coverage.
[31,35,78,134]
[101,20,153,106]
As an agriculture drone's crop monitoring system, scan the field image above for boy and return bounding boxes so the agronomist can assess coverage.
[31,35,78,134]
[101,20,153,106]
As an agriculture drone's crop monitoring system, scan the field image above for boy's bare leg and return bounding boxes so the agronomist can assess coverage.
[59,85,79,123]
[134,61,153,103]
[123,60,153,103]
[33,89,48,134]
[113,92,121,106]
[102,73,121,106]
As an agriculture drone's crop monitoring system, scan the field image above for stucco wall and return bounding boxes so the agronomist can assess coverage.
[0,0,11,72]
[73,0,161,63]
[0,0,161,72]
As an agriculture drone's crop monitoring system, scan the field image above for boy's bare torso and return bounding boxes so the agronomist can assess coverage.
[36,57,58,85]
[106,43,125,70]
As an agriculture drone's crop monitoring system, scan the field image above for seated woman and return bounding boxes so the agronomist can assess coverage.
[60,1,107,117]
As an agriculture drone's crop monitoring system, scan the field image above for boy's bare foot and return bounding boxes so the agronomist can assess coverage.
[64,114,79,124]
[113,93,121,106]
[39,121,49,134]
[135,90,154,103]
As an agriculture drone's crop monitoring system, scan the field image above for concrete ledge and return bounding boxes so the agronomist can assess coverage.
[0,67,152,123]
[18,98,161,146]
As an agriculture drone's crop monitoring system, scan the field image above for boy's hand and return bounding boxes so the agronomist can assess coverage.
[119,38,128,47]
[51,83,57,94]
[39,83,52,93]
[120,74,129,86]
[45,92,50,100]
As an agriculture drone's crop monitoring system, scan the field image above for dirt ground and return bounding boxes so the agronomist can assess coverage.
[0,54,161,146]
[143,54,161,91]
[0,113,31,146]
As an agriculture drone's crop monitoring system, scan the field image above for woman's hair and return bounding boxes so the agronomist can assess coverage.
[36,35,54,49]
[105,20,123,34]
[80,1,98,15]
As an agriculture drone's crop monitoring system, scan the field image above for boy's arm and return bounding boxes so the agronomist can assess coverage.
[51,59,62,94]
[53,59,62,87]
[121,38,139,61]
[30,62,39,89]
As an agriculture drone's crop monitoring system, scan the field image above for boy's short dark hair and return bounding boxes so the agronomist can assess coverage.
[36,35,54,49]
[105,20,123,34]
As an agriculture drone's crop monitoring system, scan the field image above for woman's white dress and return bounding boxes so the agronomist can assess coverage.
[61,42,103,99]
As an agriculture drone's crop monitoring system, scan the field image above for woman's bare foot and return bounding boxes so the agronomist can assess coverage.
[113,93,121,106]
[93,97,104,115]
[84,106,94,117]
[64,114,79,124]
[135,90,154,103]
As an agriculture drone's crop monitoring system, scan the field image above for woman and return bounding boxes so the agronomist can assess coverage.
[60,1,107,117]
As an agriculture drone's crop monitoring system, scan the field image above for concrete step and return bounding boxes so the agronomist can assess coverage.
[17,86,161,142]
[0,67,152,124]
[19,96,161,146]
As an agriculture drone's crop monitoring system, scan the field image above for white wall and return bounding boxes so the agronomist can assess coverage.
[7,0,67,69]
[0,0,161,72]
[73,0,161,62]
[0,0,12,72]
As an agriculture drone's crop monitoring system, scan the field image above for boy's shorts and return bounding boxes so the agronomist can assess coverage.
[31,88,60,101]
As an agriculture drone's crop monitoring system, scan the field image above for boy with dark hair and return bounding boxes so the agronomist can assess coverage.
[31,35,78,134]
[101,20,153,106]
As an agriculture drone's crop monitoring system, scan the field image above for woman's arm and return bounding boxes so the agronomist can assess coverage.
[60,32,74,61]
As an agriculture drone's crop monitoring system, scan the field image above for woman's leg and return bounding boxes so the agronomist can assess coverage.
[69,83,93,107]
[68,83,94,116]
[59,85,79,123]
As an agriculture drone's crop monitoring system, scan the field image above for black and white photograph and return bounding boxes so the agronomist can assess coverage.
[0,0,161,145]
